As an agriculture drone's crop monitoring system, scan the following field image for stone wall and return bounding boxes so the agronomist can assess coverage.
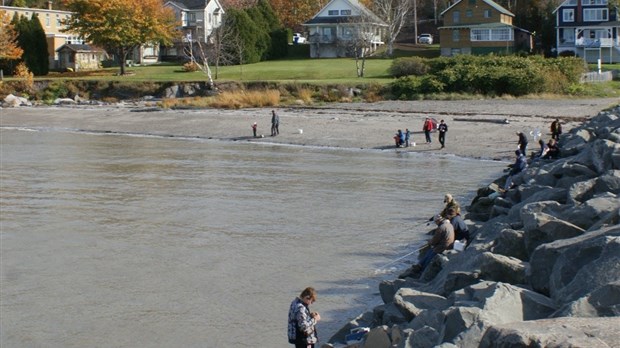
[327,105,620,348]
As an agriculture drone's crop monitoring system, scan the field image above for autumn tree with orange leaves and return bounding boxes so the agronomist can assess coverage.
[0,10,24,61]
[62,0,178,75]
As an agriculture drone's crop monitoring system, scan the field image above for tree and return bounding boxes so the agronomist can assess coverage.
[62,0,178,75]
[372,0,414,56]
[339,13,379,77]
[0,10,23,61]
[11,12,48,75]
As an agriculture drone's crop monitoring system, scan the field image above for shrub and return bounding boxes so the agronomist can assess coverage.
[389,57,430,77]
[13,62,34,94]
[182,61,200,72]
[390,76,422,99]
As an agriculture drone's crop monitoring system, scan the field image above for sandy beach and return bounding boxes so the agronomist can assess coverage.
[1,98,619,161]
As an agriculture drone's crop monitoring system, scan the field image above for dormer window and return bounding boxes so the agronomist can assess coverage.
[340,9,351,15]
[328,10,338,15]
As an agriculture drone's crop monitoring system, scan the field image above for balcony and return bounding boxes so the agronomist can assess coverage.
[576,37,614,47]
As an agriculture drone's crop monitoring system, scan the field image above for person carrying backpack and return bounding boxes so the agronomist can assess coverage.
[288,287,321,348]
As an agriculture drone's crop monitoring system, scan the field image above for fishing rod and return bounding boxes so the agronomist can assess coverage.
[379,244,427,270]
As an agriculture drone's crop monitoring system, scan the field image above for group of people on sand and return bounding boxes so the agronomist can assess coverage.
[507,119,562,190]
[394,118,449,149]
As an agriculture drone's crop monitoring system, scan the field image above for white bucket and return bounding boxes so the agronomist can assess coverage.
[298,129,303,134]
[454,240,465,252]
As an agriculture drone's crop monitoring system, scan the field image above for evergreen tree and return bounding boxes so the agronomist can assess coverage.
[28,13,49,75]
[12,13,49,75]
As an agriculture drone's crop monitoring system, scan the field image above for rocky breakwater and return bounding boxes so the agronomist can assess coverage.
[325,105,620,348]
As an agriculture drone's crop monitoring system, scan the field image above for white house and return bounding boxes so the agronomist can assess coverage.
[303,0,387,58]
[163,0,225,59]
[554,0,620,63]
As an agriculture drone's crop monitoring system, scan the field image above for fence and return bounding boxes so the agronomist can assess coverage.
[580,71,614,83]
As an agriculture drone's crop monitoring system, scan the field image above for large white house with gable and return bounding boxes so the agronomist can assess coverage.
[303,0,387,58]
[163,0,225,59]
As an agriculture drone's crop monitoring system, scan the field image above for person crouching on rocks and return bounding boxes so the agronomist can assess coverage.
[415,215,455,273]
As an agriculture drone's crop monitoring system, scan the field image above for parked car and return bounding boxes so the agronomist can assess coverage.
[418,33,433,44]
[293,33,306,44]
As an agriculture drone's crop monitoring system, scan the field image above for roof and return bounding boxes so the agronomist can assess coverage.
[441,0,514,17]
[303,0,387,27]
[56,44,106,53]
[165,0,220,10]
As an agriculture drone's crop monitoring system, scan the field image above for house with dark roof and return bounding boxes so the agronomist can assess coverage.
[56,44,107,71]
[163,0,225,58]
[438,0,532,56]
[554,0,620,63]
[302,0,387,58]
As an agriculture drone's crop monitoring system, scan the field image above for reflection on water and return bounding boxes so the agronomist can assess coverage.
[1,129,505,347]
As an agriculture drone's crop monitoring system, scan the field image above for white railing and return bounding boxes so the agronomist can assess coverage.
[581,71,613,83]
[576,38,613,47]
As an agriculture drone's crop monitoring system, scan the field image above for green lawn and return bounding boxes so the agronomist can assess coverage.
[41,58,397,84]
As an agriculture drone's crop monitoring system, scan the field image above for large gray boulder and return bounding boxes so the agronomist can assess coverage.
[521,211,585,255]
[529,225,620,302]
[393,288,449,321]
[570,139,620,174]
[440,282,556,345]
[492,228,528,260]
[479,317,620,348]
[553,280,620,317]
[478,252,528,285]
[559,193,620,229]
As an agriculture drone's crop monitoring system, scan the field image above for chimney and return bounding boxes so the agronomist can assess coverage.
[47,1,53,10]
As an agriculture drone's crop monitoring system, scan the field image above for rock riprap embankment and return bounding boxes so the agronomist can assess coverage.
[326,106,620,348]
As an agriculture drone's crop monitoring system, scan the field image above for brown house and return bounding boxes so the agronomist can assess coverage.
[438,0,532,56]
[56,44,107,71]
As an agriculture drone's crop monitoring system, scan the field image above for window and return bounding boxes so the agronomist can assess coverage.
[471,28,513,41]
[566,0,577,4]
[328,10,338,15]
[188,12,196,22]
[466,10,473,17]
[340,9,351,15]
[561,28,575,43]
[484,9,492,18]
[56,15,61,27]
[469,0,476,4]
[45,13,50,27]
[583,8,608,21]
[563,9,574,22]
[453,11,460,23]
[582,0,607,5]
[452,29,460,42]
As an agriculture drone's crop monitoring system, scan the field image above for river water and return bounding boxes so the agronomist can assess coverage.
[0,127,505,347]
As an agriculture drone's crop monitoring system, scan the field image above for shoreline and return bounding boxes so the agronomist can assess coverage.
[1,98,618,161]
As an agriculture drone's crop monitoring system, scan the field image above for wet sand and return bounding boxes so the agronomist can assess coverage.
[1,98,618,161]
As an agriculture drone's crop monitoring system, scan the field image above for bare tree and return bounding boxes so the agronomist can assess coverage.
[183,32,214,87]
[208,24,238,80]
[339,13,381,77]
[372,0,413,56]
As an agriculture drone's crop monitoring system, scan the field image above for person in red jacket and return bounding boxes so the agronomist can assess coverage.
[423,118,433,144]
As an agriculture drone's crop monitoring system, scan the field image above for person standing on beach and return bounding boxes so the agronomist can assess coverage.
[423,118,433,144]
[252,122,258,137]
[288,287,321,348]
[550,118,562,141]
[516,131,528,155]
[437,120,448,149]
[405,129,411,147]
[271,110,279,136]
